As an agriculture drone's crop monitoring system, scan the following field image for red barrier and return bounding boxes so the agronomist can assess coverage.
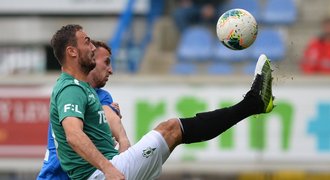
[0,97,49,157]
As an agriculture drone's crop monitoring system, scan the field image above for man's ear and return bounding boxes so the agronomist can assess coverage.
[67,46,77,58]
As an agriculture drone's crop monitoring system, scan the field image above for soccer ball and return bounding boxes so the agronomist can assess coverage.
[216,8,258,50]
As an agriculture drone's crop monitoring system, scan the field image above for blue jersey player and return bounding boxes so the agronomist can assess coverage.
[37,41,130,180]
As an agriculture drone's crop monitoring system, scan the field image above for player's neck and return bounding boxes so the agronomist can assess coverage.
[62,65,88,82]
[87,76,97,88]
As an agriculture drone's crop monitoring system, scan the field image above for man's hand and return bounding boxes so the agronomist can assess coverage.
[103,165,125,180]
[111,102,122,119]
[62,117,124,179]
[118,139,131,153]
[103,105,131,153]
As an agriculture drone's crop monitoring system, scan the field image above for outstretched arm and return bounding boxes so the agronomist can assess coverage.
[103,105,131,153]
[62,117,125,179]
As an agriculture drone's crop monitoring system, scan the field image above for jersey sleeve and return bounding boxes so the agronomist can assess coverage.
[96,89,121,114]
[97,89,113,106]
[56,85,87,123]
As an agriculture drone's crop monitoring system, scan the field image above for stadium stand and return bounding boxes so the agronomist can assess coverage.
[262,0,297,25]
[213,41,252,62]
[171,0,296,75]
[171,62,197,75]
[250,28,286,61]
[242,28,286,74]
[211,41,252,75]
[176,26,214,62]
[207,62,234,75]
[174,26,287,75]
[109,0,164,73]
[223,0,261,21]
[174,26,215,74]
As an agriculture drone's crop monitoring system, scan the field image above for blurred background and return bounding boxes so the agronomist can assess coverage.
[0,0,330,179]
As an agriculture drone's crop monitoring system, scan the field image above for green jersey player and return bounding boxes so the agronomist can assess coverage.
[50,24,274,180]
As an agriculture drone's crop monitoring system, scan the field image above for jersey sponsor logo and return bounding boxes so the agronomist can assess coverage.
[88,94,95,99]
[64,104,82,114]
[142,147,156,158]
[74,79,80,85]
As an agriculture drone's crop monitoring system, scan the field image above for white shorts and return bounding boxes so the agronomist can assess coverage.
[88,130,170,180]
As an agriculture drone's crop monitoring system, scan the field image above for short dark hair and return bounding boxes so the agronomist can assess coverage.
[91,40,112,55]
[50,24,82,65]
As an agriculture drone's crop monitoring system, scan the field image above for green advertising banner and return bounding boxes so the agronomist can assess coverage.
[1,83,330,172]
[105,84,330,172]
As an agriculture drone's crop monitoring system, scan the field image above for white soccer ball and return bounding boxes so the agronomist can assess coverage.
[216,8,258,50]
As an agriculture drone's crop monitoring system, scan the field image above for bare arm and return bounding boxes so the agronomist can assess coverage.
[102,105,131,153]
[110,102,122,119]
[62,117,125,179]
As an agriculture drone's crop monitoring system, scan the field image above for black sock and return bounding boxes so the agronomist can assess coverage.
[179,92,264,144]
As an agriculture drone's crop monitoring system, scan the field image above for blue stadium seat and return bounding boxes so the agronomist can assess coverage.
[262,0,297,25]
[243,62,257,74]
[213,41,253,62]
[171,62,197,75]
[250,28,286,61]
[223,0,261,21]
[176,26,213,62]
[207,62,234,75]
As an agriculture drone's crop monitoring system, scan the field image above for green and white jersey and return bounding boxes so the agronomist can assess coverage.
[50,72,119,180]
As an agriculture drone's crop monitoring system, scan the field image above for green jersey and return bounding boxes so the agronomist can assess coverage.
[50,72,119,180]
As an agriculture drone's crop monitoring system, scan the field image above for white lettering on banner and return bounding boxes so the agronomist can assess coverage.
[34,102,49,121]
[64,104,82,114]
[0,100,11,123]
[23,102,49,122]
[0,99,50,123]
[13,101,49,123]
[14,102,24,122]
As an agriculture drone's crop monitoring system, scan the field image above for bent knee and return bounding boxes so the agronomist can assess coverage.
[155,118,182,139]
[157,118,180,130]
